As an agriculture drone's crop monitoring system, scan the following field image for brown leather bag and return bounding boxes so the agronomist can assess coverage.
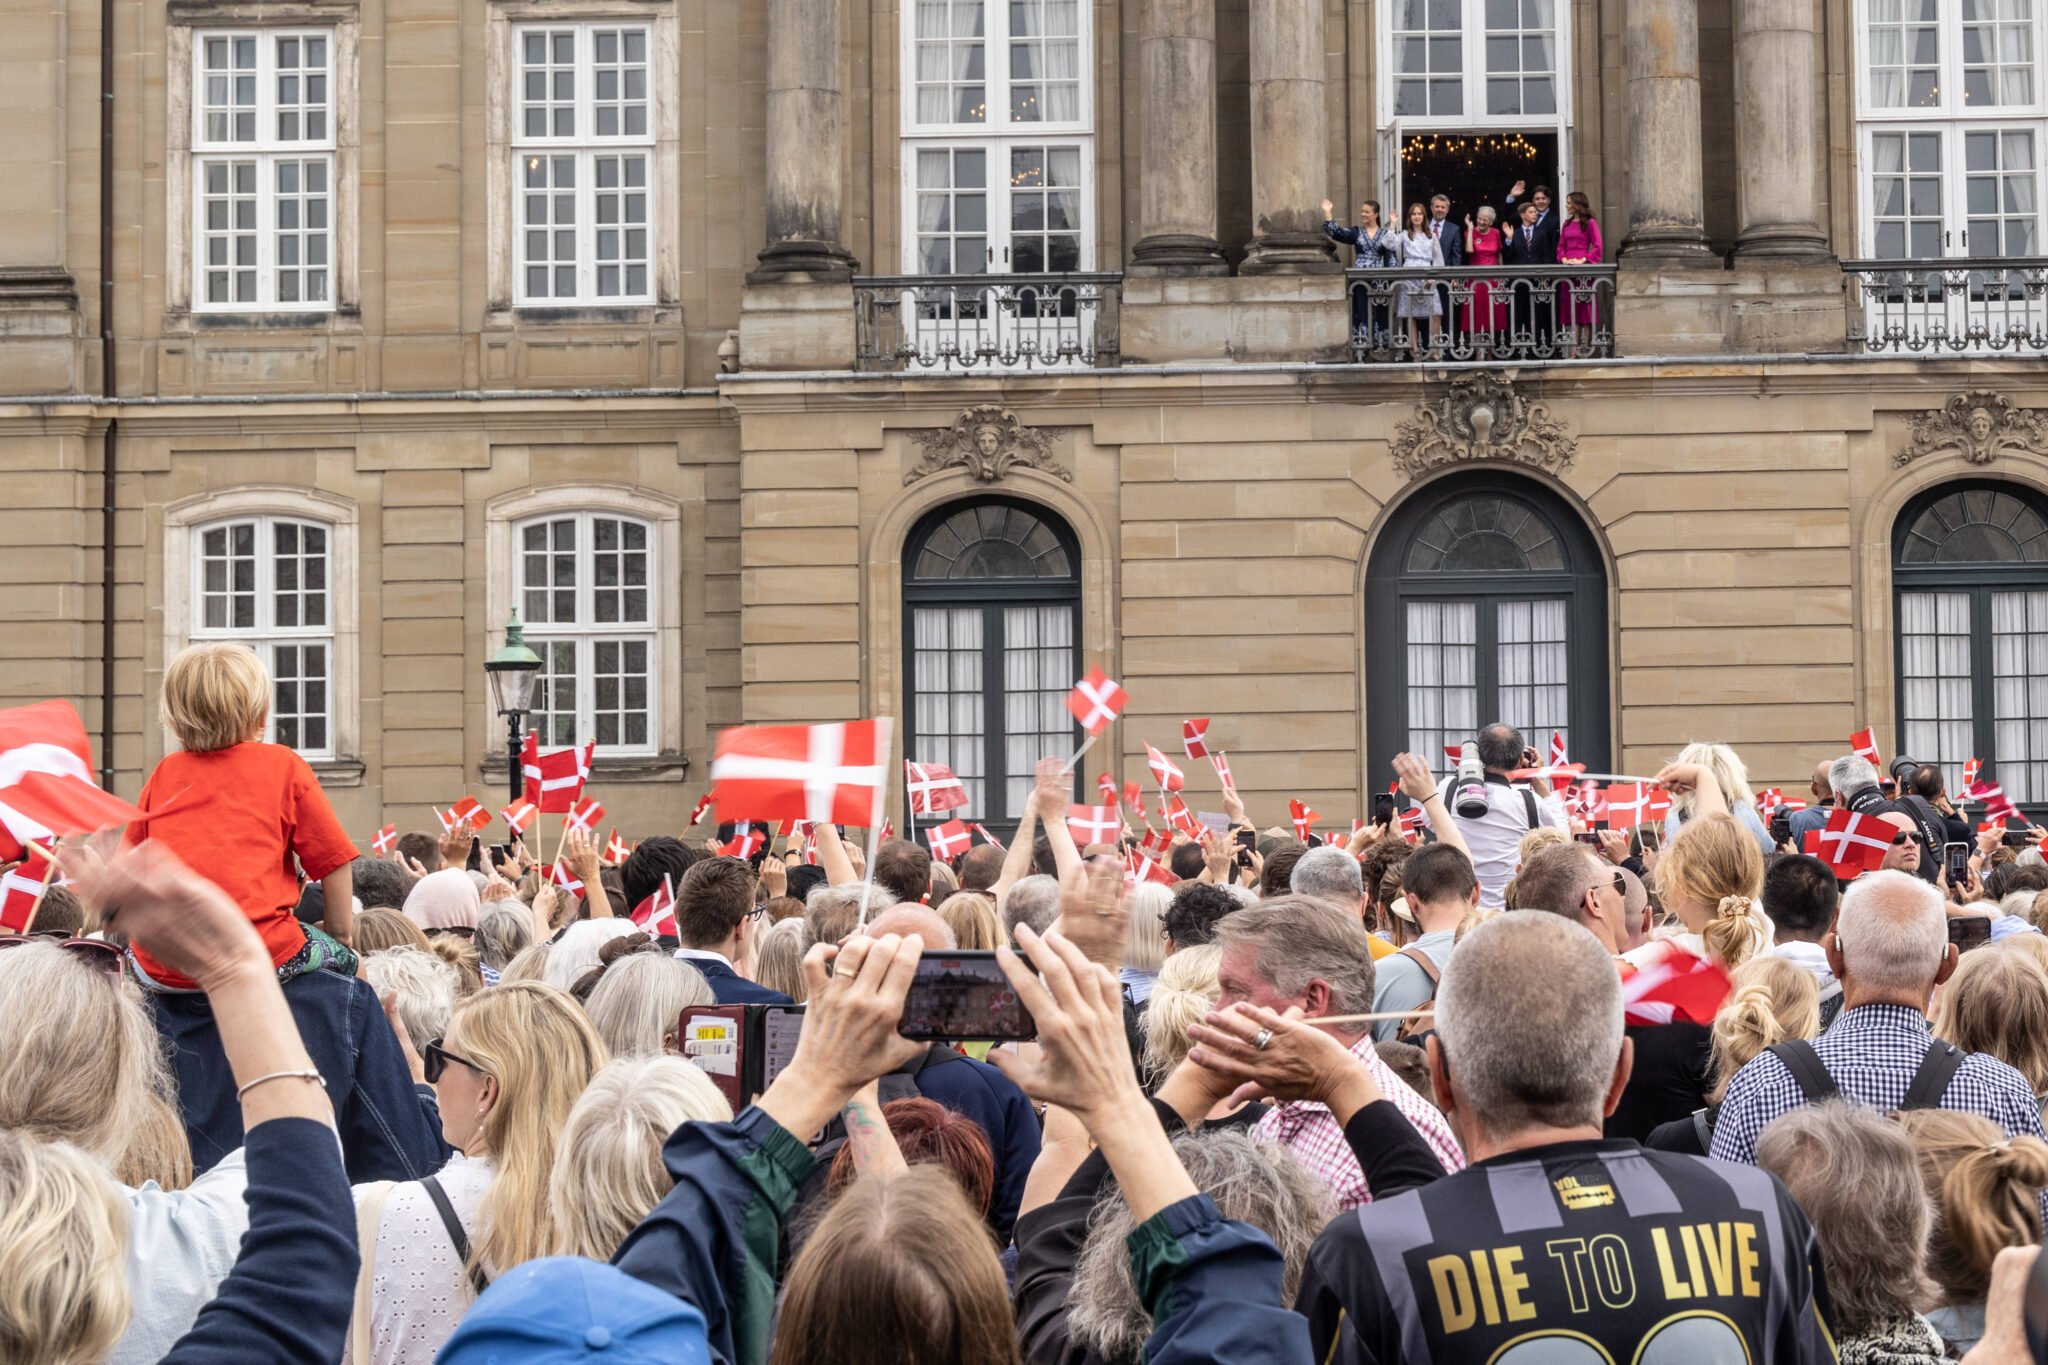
[1395,944,1442,1041]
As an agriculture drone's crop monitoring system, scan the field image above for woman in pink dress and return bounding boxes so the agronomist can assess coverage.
[1558,191,1604,346]
[1462,206,1505,347]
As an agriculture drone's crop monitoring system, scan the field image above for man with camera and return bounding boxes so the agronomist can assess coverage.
[1414,723,1568,908]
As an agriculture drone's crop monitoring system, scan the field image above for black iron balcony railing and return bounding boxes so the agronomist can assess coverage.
[1842,257,2048,355]
[853,273,1121,372]
[1345,264,1617,364]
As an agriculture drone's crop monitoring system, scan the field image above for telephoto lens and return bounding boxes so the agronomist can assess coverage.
[1454,742,1491,819]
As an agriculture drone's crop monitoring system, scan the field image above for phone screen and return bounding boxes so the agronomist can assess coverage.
[760,1005,805,1091]
[488,843,513,868]
[2004,827,2036,849]
[1944,841,1971,883]
[1574,831,1601,845]
[1947,914,1993,951]
[898,951,1035,1041]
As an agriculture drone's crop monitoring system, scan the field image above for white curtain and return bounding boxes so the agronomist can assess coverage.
[1407,601,1476,774]
[913,607,986,815]
[1869,28,1905,107]
[1993,590,2048,802]
[1003,606,1074,813]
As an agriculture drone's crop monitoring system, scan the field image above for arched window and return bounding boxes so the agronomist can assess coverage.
[904,497,1081,827]
[188,514,336,756]
[1366,472,1609,780]
[1894,480,2048,802]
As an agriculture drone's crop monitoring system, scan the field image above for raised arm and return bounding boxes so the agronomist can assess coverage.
[1394,752,1469,859]
[814,821,859,888]
[993,782,1043,900]
[1036,756,1083,877]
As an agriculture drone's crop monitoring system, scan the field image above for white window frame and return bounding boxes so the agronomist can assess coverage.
[1855,0,2045,120]
[898,0,1095,275]
[161,487,360,770]
[189,28,339,313]
[1374,0,1573,131]
[509,21,657,306]
[1856,120,2045,257]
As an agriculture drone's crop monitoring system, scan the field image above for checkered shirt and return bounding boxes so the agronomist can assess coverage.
[1709,1002,2048,1167]
[1250,1031,1466,1212]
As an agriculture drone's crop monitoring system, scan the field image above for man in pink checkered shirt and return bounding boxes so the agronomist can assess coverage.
[1214,898,1465,1210]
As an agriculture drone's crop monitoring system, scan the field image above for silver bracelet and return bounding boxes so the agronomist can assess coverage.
[236,1068,324,1100]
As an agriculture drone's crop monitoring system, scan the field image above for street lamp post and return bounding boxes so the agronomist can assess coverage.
[484,610,544,804]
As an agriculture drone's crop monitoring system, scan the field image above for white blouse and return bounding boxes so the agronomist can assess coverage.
[111,1149,251,1365]
[349,1152,496,1365]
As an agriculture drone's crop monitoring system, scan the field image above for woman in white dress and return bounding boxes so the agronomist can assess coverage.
[1393,201,1445,357]
[348,980,607,1365]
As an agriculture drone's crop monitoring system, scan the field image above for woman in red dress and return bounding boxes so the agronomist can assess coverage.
[1463,206,1505,349]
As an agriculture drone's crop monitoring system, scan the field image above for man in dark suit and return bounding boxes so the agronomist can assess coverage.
[669,854,793,1004]
[1505,180,1561,260]
[1503,199,1558,354]
[1428,194,1465,344]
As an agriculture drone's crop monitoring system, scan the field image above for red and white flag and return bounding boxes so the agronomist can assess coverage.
[1606,783,1650,827]
[1182,719,1211,760]
[926,818,973,859]
[1064,667,1128,737]
[1121,780,1146,820]
[1645,788,1674,823]
[688,791,716,826]
[1851,727,1883,771]
[971,822,1005,851]
[1097,772,1119,807]
[905,760,970,815]
[1970,781,2020,823]
[501,800,538,835]
[1288,798,1318,843]
[631,875,676,937]
[1209,752,1234,790]
[604,829,631,865]
[0,866,44,933]
[439,797,487,834]
[1164,795,1202,839]
[1549,732,1568,769]
[1814,808,1895,878]
[522,734,594,813]
[1067,804,1121,847]
[1399,807,1425,840]
[1622,951,1733,1026]
[1124,848,1178,887]
[710,720,893,828]
[718,828,767,859]
[550,856,584,896]
[1754,788,1783,813]
[565,796,606,835]
[0,701,98,862]
[1146,743,1185,793]
[372,824,398,856]
[1963,758,1983,793]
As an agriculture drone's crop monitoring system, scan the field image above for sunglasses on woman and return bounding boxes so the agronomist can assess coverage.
[422,1038,489,1085]
[0,934,125,977]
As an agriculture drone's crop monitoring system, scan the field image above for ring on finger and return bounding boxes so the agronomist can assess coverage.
[1253,1028,1274,1051]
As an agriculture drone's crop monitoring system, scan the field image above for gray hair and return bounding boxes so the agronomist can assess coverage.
[1210,898,1378,1024]
[543,919,643,993]
[1436,912,1623,1136]
[1003,874,1062,942]
[1755,1101,1935,1335]
[1835,869,1947,995]
[1122,882,1171,974]
[548,1056,733,1262]
[1829,754,1880,800]
[474,905,533,972]
[1067,1130,1333,1361]
[360,946,458,1052]
[1217,883,1257,908]
[1290,846,1364,907]
[803,883,898,945]
[582,953,716,1058]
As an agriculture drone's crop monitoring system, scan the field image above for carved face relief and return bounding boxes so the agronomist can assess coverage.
[1388,372,1577,481]
[905,404,1074,486]
[1894,391,2048,469]
[1969,409,1994,444]
[975,425,1003,458]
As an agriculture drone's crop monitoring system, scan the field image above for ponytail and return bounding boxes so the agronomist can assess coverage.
[1703,894,1767,972]
[1708,956,1819,1101]
[1899,1108,2048,1302]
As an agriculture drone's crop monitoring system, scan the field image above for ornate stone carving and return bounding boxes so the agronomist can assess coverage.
[1389,373,1577,480]
[1894,391,2048,468]
[905,405,1070,485]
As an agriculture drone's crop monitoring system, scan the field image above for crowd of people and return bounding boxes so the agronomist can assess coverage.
[11,642,2048,1363]
[1323,180,1607,359]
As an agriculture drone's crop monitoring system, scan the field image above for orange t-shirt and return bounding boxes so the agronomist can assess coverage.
[125,742,358,986]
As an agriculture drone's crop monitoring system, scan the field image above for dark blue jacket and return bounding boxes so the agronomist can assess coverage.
[902,1049,1041,1245]
[685,955,796,1006]
[162,1116,357,1365]
[151,967,452,1182]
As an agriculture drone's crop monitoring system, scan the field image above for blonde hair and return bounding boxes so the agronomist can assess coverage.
[548,1056,732,1262]
[750,916,809,1003]
[499,941,551,984]
[1140,945,1221,1084]
[935,892,1002,951]
[450,982,610,1278]
[1122,883,1171,975]
[353,907,431,955]
[424,934,484,998]
[583,953,717,1057]
[1898,1108,2048,1305]
[0,941,187,1188]
[1708,955,1819,1102]
[159,641,269,752]
[0,1131,131,1365]
[1454,905,1498,943]
[1515,826,1569,868]
[1935,942,2048,1096]
[1656,812,1767,969]
[1667,742,1756,814]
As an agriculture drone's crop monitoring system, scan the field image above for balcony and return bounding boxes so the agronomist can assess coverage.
[853,273,1122,372]
[1842,257,2048,355]
[1345,265,1618,364]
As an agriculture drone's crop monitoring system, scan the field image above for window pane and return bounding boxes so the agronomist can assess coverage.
[912,607,988,818]
[1900,590,1977,796]
[1003,605,1076,817]
[1406,601,1479,779]
[1994,590,2048,802]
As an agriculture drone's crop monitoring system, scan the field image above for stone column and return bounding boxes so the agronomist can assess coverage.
[1621,0,1715,261]
[1129,0,1229,275]
[1733,0,1830,259]
[749,0,856,280]
[1241,0,1338,273]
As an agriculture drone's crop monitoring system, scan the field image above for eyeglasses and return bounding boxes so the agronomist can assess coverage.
[422,1038,489,1085]
[0,935,125,977]
[1891,832,1914,847]
[1611,872,1630,897]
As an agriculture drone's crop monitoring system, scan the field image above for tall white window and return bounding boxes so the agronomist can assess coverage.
[1857,0,2045,256]
[516,512,655,753]
[191,30,335,310]
[900,0,1092,274]
[512,24,654,304]
[1387,0,1561,122]
[190,517,334,756]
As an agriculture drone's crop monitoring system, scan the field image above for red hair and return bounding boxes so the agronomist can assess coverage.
[826,1097,995,1216]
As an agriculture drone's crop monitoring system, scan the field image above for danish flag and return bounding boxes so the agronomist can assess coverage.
[1606,784,1650,827]
[1097,772,1119,807]
[604,829,631,864]
[372,824,398,856]
[1182,719,1211,760]
[1754,788,1783,813]
[1146,743,1185,793]
[1850,728,1883,771]
[565,796,606,835]
[905,760,970,815]
[501,801,538,835]
[549,857,584,896]
[1646,788,1674,823]
[1125,848,1178,887]
[971,823,1005,851]
[1122,780,1146,819]
[1549,732,1568,768]
[1064,667,1128,736]
[926,818,973,859]
[1067,804,1121,846]
[1814,808,1895,877]
[1165,795,1203,840]
[1209,752,1234,789]
[1289,798,1319,843]
[522,734,595,813]
[1963,758,1983,793]
[0,866,45,933]
[688,791,716,827]
[1399,807,1426,840]
[1968,781,2020,823]
[1622,950,1733,1026]
[718,827,767,859]
[710,720,893,828]
[439,797,487,834]
[0,701,99,862]
[630,875,676,937]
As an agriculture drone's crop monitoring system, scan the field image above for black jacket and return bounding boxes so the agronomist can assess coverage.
[1503,216,1559,265]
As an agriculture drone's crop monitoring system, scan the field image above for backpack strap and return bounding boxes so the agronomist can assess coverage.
[1901,1040,1966,1112]
[1766,1039,1840,1104]
[1396,945,1442,987]
[349,1181,395,1365]
[420,1175,490,1298]
[1522,786,1539,829]
[1690,1108,1714,1156]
